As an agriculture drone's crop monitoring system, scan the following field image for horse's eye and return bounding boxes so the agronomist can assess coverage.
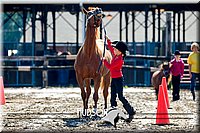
[88,11,93,16]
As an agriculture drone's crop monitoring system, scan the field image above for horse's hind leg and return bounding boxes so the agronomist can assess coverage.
[102,73,111,109]
[155,88,158,100]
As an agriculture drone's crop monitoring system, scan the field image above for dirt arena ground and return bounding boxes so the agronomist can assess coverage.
[0,87,199,133]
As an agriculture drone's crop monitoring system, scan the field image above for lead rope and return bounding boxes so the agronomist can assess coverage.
[97,22,107,73]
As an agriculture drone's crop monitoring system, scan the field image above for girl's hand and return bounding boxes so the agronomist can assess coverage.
[101,57,106,60]
[189,73,192,79]
[105,35,110,41]
[180,75,183,80]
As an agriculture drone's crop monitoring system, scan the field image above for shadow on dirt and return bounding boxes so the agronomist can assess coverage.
[63,115,99,127]
[63,115,113,128]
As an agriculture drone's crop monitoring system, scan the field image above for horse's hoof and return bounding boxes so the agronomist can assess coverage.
[103,109,108,116]
[93,108,98,115]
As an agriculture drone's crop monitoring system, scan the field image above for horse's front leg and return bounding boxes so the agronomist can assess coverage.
[75,74,87,116]
[93,76,101,115]
[85,78,91,110]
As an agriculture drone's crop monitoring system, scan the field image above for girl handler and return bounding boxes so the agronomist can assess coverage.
[170,50,184,101]
[102,37,136,122]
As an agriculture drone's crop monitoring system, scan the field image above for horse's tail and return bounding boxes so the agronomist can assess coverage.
[100,76,104,90]
[100,72,111,109]
[167,74,172,85]
[100,72,111,91]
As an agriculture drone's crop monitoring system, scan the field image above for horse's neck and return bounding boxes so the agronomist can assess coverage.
[160,69,164,75]
[83,25,99,57]
[160,69,167,77]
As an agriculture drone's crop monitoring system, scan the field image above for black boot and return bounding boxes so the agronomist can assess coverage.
[126,110,136,123]
[123,104,136,123]
[191,91,195,101]
[126,115,133,123]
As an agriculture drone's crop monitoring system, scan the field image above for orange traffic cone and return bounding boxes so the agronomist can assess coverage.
[156,85,169,125]
[0,76,6,105]
[162,77,170,109]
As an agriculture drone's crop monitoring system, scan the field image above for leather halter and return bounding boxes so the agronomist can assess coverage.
[87,8,103,20]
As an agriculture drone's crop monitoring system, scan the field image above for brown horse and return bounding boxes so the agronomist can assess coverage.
[151,61,171,99]
[74,7,112,115]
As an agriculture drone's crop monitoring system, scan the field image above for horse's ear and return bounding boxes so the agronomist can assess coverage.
[160,64,163,69]
[163,61,169,66]
[81,7,88,15]
[102,14,106,18]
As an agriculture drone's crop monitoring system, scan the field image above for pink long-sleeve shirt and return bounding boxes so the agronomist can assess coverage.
[170,58,184,77]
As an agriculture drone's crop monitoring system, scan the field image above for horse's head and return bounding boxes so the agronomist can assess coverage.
[82,7,103,28]
[162,61,170,77]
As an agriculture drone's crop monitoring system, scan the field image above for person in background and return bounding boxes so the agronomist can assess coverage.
[170,50,184,101]
[187,42,200,101]
[102,36,136,122]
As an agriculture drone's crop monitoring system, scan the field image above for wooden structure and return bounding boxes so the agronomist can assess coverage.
[2,1,200,55]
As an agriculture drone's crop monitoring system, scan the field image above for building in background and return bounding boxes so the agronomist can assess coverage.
[1,1,199,87]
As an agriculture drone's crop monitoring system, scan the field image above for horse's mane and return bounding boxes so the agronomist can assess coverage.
[95,28,100,40]
[160,64,164,70]
[96,39,104,46]
[85,24,100,40]
[158,61,170,70]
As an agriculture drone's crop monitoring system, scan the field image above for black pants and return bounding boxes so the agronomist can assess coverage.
[172,75,181,100]
[110,77,135,115]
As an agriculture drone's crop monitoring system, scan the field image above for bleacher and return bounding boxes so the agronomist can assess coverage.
[180,51,199,88]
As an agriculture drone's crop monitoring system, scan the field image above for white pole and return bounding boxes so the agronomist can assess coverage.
[80,2,86,44]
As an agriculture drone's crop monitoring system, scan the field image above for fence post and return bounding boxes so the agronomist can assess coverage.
[42,56,48,88]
